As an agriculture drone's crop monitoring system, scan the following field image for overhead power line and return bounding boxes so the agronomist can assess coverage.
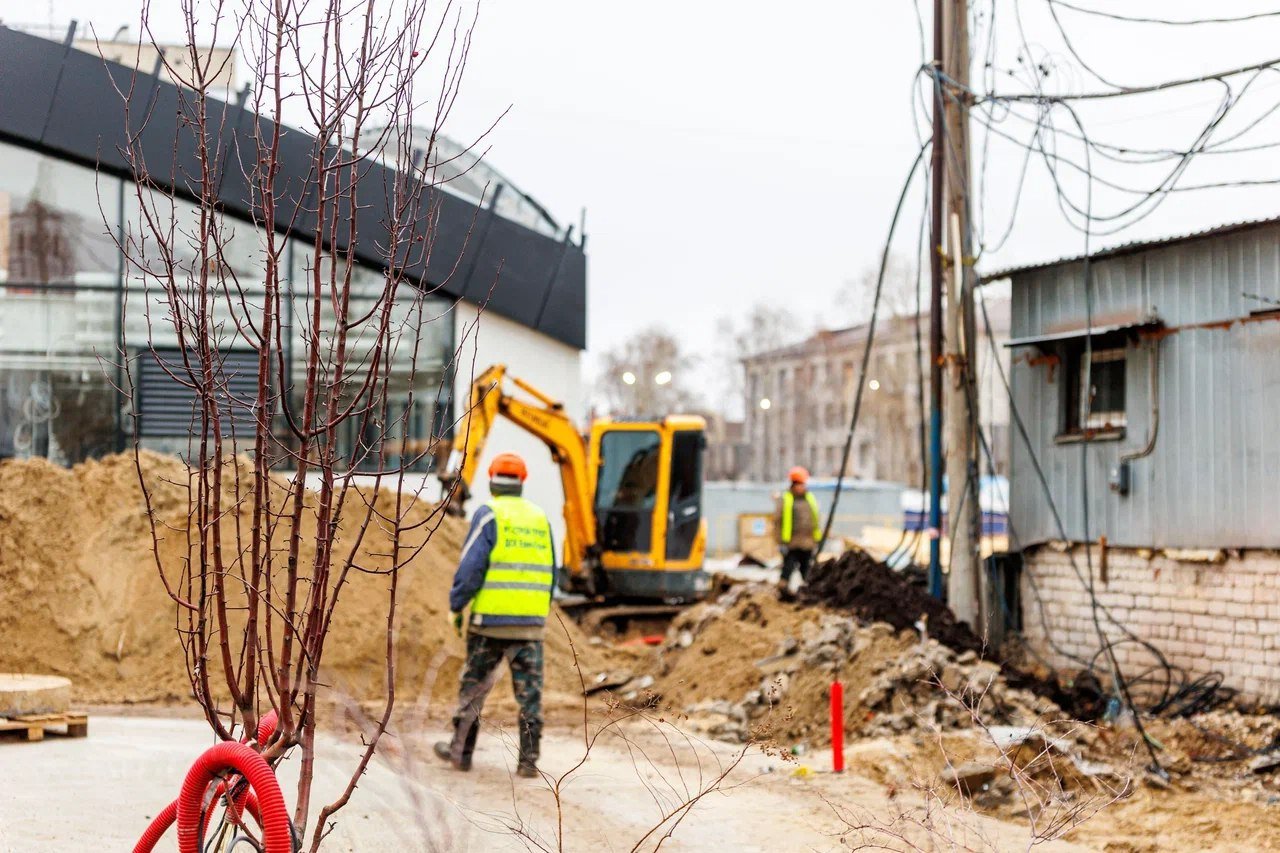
[987,56,1280,102]
[1048,0,1280,27]
[820,140,931,550]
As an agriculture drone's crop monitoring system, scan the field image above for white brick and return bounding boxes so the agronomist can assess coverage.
[1024,549,1280,701]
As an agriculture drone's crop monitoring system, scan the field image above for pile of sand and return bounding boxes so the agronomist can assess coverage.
[0,452,603,708]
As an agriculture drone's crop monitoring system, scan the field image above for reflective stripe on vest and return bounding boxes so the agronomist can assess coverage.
[471,496,555,622]
[780,491,821,544]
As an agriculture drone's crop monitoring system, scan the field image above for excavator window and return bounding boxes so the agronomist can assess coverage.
[595,429,661,552]
[665,430,704,560]
[597,430,660,509]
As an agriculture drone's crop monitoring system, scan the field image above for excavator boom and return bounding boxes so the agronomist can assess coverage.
[445,365,598,586]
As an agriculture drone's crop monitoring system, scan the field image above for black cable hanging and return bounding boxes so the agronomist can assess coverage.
[818,140,930,552]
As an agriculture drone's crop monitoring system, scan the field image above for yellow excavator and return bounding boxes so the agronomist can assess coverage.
[440,364,711,632]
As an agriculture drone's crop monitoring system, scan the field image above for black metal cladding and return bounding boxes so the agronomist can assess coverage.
[0,26,587,350]
[138,348,262,438]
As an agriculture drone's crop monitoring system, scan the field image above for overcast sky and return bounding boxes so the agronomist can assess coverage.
[31,0,1280,380]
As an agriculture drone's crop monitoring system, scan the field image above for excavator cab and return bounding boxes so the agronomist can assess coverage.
[589,417,710,601]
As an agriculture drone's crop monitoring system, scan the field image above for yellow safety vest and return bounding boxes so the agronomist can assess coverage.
[780,491,821,545]
[471,495,555,624]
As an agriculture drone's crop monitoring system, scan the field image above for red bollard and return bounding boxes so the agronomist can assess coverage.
[830,681,845,773]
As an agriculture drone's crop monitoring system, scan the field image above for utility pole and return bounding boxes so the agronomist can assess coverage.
[940,0,984,633]
[927,0,946,601]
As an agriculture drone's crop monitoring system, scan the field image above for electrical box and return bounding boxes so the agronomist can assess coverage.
[1109,460,1131,496]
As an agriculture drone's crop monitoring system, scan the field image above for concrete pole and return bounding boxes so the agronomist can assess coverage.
[942,0,984,633]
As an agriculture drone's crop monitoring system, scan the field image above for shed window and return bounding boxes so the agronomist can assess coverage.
[1062,342,1127,436]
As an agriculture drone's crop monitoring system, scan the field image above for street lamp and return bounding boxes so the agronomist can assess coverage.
[654,370,672,386]
[622,371,636,385]
[758,397,774,480]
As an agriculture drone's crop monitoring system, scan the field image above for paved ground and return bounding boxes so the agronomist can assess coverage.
[0,714,841,851]
[0,713,1094,851]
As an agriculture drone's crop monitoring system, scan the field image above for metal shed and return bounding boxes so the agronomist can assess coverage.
[985,219,1280,550]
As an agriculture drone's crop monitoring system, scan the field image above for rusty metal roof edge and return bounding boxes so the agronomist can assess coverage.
[978,215,1280,284]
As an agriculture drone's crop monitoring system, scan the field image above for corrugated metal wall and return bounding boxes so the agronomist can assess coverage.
[1008,224,1280,549]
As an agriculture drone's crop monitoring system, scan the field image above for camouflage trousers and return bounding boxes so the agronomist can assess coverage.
[447,633,543,767]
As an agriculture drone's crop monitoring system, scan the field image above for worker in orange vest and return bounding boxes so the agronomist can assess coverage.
[775,466,821,589]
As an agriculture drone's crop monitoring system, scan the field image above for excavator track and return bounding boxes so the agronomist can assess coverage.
[558,600,689,641]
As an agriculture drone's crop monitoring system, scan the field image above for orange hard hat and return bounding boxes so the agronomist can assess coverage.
[788,466,809,484]
[489,452,528,482]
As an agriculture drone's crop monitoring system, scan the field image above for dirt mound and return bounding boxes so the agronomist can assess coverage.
[650,585,1059,746]
[0,452,602,708]
[800,548,983,653]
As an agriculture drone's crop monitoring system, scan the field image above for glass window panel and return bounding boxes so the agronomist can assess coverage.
[285,241,454,471]
[0,142,124,462]
[596,430,661,510]
[667,430,702,505]
[0,144,121,289]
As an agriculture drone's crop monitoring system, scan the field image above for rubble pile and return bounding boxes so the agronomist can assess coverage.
[652,584,1061,745]
[800,547,983,653]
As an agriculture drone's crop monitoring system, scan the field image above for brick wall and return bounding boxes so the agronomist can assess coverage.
[1020,546,1280,703]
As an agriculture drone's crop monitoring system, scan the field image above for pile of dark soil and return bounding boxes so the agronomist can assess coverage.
[801,548,1107,720]
[800,548,983,654]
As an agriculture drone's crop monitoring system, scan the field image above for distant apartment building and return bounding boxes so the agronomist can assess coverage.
[741,301,1010,485]
[703,414,748,481]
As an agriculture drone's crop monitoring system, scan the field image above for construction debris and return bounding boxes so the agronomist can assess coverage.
[651,583,1061,744]
[939,761,998,796]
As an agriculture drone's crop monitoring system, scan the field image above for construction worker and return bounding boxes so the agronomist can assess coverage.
[776,466,821,589]
[434,452,555,778]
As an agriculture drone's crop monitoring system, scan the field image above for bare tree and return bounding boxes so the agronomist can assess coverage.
[714,300,807,419]
[838,253,920,325]
[595,326,702,416]
[107,0,488,847]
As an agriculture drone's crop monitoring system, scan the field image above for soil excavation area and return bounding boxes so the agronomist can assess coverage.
[4,454,1280,850]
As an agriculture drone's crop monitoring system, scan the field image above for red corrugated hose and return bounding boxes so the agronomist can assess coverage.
[175,741,292,853]
[132,711,286,853]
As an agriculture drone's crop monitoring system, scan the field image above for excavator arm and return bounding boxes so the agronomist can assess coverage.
[442,364,599,588]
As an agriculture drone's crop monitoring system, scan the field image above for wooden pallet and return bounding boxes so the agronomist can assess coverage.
[0,712,89,742]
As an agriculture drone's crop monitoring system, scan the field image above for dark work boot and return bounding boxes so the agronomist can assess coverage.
[517,724,541,778]
[435,716,477,772]
[433,740,471,771]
